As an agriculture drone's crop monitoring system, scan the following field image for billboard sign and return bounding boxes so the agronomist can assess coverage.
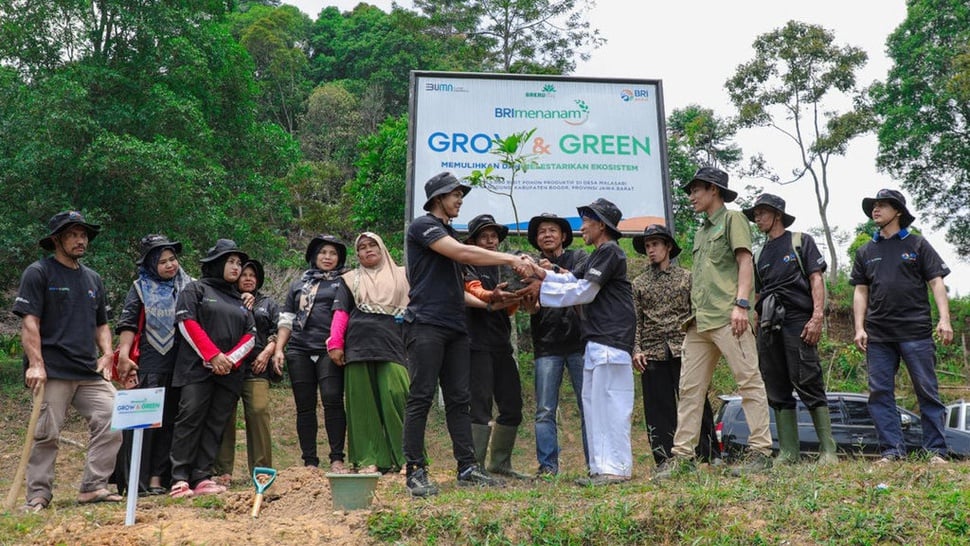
[407,71,672,234]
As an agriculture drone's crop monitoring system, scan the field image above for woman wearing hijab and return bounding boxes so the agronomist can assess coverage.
[112,234,193,496]
[168,239,256,498]
[214,260,279,484]
[272,235,350,472]
[327,232,410,473]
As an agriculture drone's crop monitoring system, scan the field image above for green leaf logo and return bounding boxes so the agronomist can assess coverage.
[542,84,556,93]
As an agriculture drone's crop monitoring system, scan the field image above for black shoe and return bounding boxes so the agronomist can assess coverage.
[457,465,505,487]
[535,466,557,480]
[406,466,439,497]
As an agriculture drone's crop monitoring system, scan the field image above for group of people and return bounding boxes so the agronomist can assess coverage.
[12,165,955,509]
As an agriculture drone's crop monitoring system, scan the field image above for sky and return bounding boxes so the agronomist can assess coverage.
[288,0,970,297]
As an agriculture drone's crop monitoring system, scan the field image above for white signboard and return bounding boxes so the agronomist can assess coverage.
[111,388,165,430]
[407,71,672,233]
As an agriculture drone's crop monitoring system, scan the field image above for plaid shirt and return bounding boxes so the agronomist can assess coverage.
[632,264,691,360]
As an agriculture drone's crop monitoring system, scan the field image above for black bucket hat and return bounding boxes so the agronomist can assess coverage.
[632,224,681,259]
[200,238,249,264]
[39,210,101,251]
[465,214,509,244]
[305,234,348,268]
[241,259,265,290]
[577,198,623,239]
[527,213,574,250]
[862,188,915,228]
[681,166,737,203]
[136,234,183,265]
[423,171,471,211]
[742,193,795,228]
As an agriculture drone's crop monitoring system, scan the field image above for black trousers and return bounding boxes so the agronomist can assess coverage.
[170,379,238,486]
[641,357,719,465]
[287,351,346,466]
[757,320,828,410]
[469,348,523,427]
[403,323,476,471]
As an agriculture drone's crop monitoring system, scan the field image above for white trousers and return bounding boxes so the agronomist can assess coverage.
[583,342,634,477]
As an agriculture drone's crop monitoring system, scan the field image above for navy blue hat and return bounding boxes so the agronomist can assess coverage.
[862,188,915,228]
[465,214,509,244]
[200,239,249,264]
[305,234,347,268]
[136,234,183,265]
[743,193,795,228]
[633,224,681,259]
[527,213,573,250]
[577,198,623,239]
[39,211,101,251]
[682,166,737,203]
[423,172,471,211]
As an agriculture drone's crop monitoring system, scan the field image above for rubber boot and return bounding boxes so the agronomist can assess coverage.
[774,408,800,466]
[486,424,531,480]
[809,406,839,465]
[471,424,491,468]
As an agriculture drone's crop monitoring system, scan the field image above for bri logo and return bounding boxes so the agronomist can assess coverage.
[619,88,650,102]
[901,252,918,262]
[782,253,795,264]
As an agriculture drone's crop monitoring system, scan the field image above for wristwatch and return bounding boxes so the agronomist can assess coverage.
[734,298,750,310]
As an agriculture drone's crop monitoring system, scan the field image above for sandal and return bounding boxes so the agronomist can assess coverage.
[192,479,227,496]
[21,498,48,513]
[329,460,350,474]
[169,481,195,499]
[359,465,380,474]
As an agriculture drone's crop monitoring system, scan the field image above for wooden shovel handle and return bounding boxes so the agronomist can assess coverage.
[4,383,45,511]
[251,492,264,518]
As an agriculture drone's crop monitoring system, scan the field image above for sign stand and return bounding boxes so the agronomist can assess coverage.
[111,388,166,527]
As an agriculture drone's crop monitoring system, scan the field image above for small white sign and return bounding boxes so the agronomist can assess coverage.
[111,388,165,430]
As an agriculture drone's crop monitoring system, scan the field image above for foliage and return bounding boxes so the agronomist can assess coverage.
[415,0,605,74]
[727,20,875,283]
[871,0,970,256]
[464,128,539,235]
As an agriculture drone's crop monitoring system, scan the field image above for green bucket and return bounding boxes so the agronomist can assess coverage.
[325,472,380,510]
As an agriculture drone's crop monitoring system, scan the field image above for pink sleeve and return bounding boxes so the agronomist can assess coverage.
[326,309,349,351]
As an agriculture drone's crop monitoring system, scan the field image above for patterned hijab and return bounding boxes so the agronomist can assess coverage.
[295,245,347,329]
[341,232,409,317]
[135,247,193,355]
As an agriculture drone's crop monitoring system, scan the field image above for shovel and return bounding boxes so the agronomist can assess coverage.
[251,466,277,518]
[4,383,45,512]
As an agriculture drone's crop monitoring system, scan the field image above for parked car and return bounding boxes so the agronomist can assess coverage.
[945,399,970,432]
[715,391,970,460]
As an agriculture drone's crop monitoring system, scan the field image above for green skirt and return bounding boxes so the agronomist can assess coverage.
[345,361,409,471]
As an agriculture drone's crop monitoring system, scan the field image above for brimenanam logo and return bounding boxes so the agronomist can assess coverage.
[619,88,650,102]
[525,84,557,98]
[494,99,590,126]
[424,82,469,93]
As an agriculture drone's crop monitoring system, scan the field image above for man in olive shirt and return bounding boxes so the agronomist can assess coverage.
[655,167,772,479]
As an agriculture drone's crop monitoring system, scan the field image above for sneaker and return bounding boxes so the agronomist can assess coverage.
[575,473,630,486]
[928,455,948,466]
[457,464,505,487]
[535,466,557,480]
[651,457,696,482]
[406,466,439,497]
[729,452,772,477]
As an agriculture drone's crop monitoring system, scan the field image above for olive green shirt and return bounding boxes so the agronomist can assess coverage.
[690,205,754,332]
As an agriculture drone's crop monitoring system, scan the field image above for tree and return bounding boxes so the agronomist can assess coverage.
[727,21,874,282]
[415,0,605,73]
[871,0,970,255]
[464,128,539,235]
[665,105,744,255]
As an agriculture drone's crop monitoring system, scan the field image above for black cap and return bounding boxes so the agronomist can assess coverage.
[200,239,249,264]
[632,224,681,259]
[465,214,509,244]
[136,234,183,265]
[39,211,101,251]
[305,234,348,268]
[577,198,623,239]
[527,213,574,250]
[681,166,737,203]
[742,193,795,228]
[862,188,915,228]
[423,172,471,211]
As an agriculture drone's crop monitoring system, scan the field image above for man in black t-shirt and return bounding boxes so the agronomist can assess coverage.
[850,189,953,464]
[13,211,123,511]
[744,194,837,465]
[402,172,532,497]
[517,198,636,486]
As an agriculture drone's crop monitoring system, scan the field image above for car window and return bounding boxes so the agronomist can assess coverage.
[842,399,871,425]
[949,409,961,429]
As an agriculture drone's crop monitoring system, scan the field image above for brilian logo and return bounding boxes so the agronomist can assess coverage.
[525,84,557,98]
